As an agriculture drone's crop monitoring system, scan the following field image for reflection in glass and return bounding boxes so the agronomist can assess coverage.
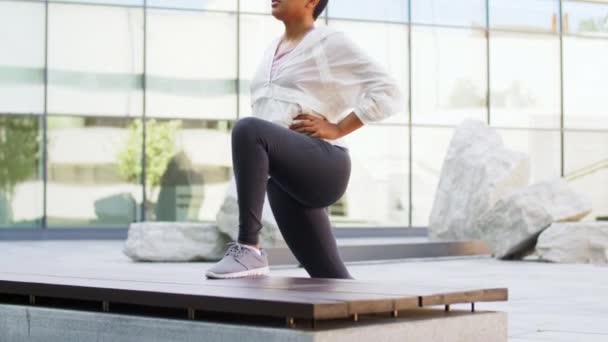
[329,20,408,124]
[412,27,487,125]
[411,126,452,226]
[240,0,275,14]
[335,125,409,226]
[147,0,236,11]
[241,0,326,16]
[499,129,561,182]
[328,0,407,23]
[0,1,45,114]
[239,14,284,118]
[564,131,608,221]
[145,119,233,222]
[48,0,143,6]
[563,1,608,37]
[563,36,608,129]
[490,0,560,33]
[412,0,485,27]
[0,115,43,227]
[146,9,237,120]
[490,32,560,128]
[46,116,143,226]
[47,3,144,117]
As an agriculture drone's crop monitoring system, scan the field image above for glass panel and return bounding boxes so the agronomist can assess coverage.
[490,32,561,128]
[328,20,409,124]
[49,0,143,6]
[238,14,284,118]
[335,125,409,227]
[563,0,608,37]
[242,0,327,17]
[145,119,233,222]
[411,126,452,226]
[146,9,237,120]
[0,1,45,114]
[564,131,608,221]
[412,0,485,27]
[563,36,608,129]
[47,3,144,117]
[490,0,560,33]
[328,0,408,23]
[46,116,143,226]
[148,0,236,11]
[412,27,487,125]
[0,115,44,227]
[499,129,561,182]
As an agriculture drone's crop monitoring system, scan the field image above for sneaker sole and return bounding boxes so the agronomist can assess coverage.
[205,266,270,279]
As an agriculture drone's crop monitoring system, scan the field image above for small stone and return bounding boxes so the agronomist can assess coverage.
[123,222,230,261]
[536,222,608,264]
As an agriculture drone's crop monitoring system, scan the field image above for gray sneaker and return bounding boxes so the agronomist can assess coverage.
[205,241,270,279]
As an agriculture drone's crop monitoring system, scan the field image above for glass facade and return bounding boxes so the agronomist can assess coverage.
[1,0,607,232]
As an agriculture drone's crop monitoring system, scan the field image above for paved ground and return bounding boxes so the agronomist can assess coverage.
[0,240,607,341]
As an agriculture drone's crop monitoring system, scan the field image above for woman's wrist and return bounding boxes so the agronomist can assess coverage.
[336,112,364,138]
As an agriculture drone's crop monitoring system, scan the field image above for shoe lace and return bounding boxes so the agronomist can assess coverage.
[224,241,249,258]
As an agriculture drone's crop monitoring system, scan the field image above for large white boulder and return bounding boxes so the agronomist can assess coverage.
[536,222,608,264]
[216,177,285,248]
[474,179,592,259]
[429,119,531,240]
[123,222,230,261]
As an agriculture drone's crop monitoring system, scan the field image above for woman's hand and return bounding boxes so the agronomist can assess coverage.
[289,114,343,140]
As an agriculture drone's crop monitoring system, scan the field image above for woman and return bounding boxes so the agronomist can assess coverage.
[205,0,405,279]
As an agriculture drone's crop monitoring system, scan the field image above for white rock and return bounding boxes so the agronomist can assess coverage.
[215,177,285,248]
[474,178,592,259]
[475,191,553,259]
[429,119,530,240]
[537,222,608,264]
[520,178,592,222]
[123,222,230,261]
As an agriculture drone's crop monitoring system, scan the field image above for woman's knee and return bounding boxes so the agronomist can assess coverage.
[232,116,264,144]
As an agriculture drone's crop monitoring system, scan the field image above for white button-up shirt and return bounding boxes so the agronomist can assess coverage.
[249,25,406,148]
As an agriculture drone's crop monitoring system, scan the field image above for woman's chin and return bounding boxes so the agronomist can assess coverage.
[271,11,284,20]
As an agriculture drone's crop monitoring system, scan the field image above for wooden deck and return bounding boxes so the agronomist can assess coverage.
[0,271,507,329]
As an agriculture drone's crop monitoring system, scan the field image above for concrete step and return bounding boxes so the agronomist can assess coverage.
[267,237,490,266]
[0,303,507,342]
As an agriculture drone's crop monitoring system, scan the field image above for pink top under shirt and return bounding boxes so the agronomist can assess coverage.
[270,27,316,79]
[270,41,296,79]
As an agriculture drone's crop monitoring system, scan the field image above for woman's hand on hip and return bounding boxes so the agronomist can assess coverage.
[289,114,342,140]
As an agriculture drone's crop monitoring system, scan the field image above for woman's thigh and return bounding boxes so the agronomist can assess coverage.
[233,116,351,207]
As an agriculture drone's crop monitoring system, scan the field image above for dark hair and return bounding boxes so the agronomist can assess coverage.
[313,0,328,20]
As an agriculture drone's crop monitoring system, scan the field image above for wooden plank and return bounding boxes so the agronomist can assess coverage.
[198,277,421,312]
[210,277,508,308]
[0,273,349,319]
[420,288,508,307]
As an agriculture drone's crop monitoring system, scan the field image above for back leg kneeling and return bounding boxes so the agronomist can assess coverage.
[266,178,353,279]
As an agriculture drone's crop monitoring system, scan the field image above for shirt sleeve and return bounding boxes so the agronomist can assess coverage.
[321,31,406,125]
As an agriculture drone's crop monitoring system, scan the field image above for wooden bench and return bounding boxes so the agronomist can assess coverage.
[0,271,507,329]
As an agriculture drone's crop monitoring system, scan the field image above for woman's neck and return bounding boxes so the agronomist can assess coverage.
[283,19,315,41]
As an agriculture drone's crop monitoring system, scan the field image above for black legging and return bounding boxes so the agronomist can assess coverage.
[231,116,354,279]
